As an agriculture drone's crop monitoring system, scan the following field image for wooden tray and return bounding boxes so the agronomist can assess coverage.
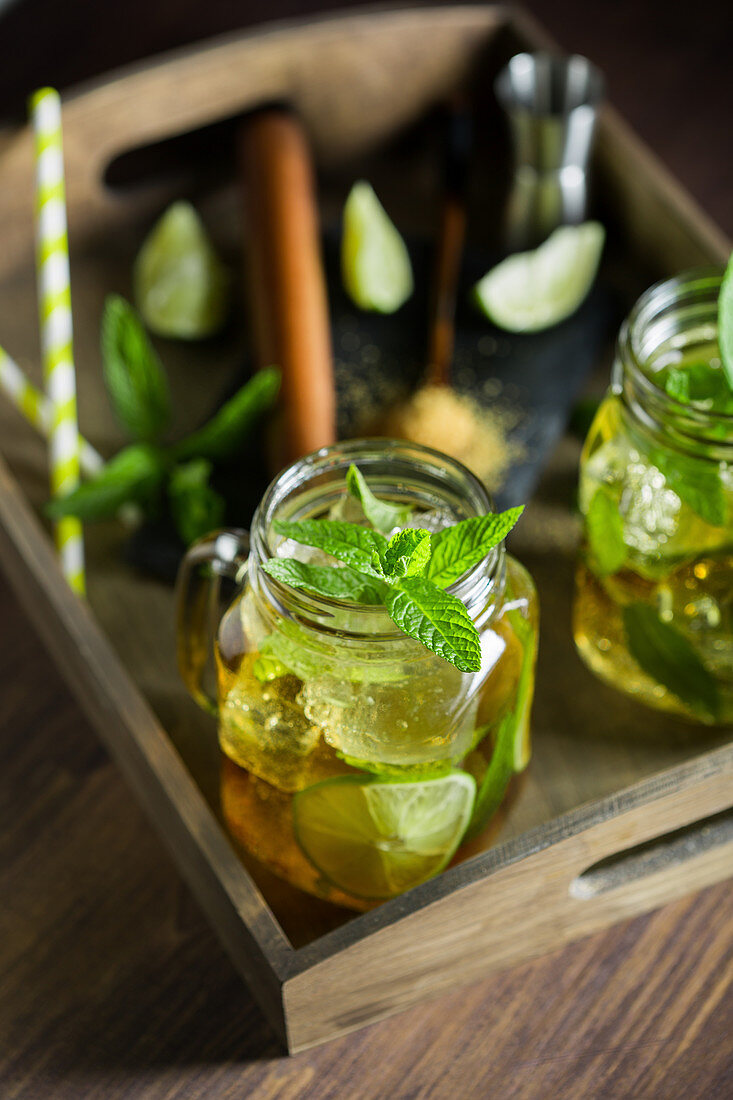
[0,3,731,1053]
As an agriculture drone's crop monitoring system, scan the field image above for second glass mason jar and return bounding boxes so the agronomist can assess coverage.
[574,269,732,724]
[178,440,539,906]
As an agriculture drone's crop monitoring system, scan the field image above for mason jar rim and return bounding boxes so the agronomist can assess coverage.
[618,266,733,430]
[248,438,504,642]
[611,266,730,455]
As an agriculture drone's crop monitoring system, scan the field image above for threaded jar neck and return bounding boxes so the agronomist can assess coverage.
[247,438,505,642]
[613,267,733,461]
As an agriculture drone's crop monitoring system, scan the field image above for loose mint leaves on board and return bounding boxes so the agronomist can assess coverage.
[46,443,165,521]
[172,367,280,463]
[623,602,720,722]
[101,295,171,443]
[167,457,225,546]
[267,471,524,672]
[585,489,627,576]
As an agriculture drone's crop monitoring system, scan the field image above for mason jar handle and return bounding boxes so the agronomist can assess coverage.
[175,529,250,716]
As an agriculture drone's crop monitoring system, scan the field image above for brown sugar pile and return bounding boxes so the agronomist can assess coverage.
[379,384,524,493]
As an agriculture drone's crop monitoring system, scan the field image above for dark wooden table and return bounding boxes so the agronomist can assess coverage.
[1,3,731,1097]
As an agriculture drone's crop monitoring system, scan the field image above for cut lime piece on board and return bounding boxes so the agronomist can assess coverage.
[474,222,605,333]
[341,181,414,313]
[134,201,229,339]
[293,770,475,899]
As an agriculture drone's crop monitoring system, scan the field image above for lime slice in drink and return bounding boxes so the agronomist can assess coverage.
[341,181,414,313]
[293,771,475,899]
[474,221,605,333]
[134,201,229,339]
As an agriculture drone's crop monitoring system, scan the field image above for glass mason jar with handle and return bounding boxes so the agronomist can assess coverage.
[177,439,539,906]
[574,269,732,724]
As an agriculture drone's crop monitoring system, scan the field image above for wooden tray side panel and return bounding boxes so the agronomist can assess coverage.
[0,458,293,1041]
[0,5,505,277]
[284,752,733,1051]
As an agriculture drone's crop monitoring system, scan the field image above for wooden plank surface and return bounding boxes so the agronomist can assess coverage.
[0,0,732,1095]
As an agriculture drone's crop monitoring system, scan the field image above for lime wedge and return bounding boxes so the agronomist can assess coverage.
[293,771,475,899]
[341,181,413,313]
[474,222,605,333]
[134,201,229,339]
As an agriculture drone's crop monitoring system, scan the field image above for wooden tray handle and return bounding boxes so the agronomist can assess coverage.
[569,806,733,900]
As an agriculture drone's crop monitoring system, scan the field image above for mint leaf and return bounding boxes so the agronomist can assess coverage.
[650,448,727,528]
[46,443,165,521]
[173,368,280,462]
[252,654,288,683]
[663,362,732,407]
[719,254,733,390]
[273,519,387,579]
[385,576,482,672]
[168,458,225,545]
[664,368,690,403]
[623,602,720,721]
[345,464,412,534]
[586,489,626,576]
[426,508,524,588]
[262,558,387,604]
[260,622,333,682]
[381,529,431,580]
[101,295,170,442]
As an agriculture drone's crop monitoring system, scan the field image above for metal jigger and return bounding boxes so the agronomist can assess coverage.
[495,52,605,250]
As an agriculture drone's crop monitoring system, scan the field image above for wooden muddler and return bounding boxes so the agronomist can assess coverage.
[425,97,472,388]
[238,107,336,467]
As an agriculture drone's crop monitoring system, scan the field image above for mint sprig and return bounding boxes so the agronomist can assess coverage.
[267,470,523,672]
[167,458,225,546]
[46,443,165,520]
[346,464,412,534]
[102,295,170,443]
[52,295,280,546]
[172,368,280,462]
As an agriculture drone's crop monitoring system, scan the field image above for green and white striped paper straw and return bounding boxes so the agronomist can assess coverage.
[30,87,85,594]
[0,345,103,477]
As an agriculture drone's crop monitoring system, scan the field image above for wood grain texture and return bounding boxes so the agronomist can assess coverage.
[0,571,731,1095]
